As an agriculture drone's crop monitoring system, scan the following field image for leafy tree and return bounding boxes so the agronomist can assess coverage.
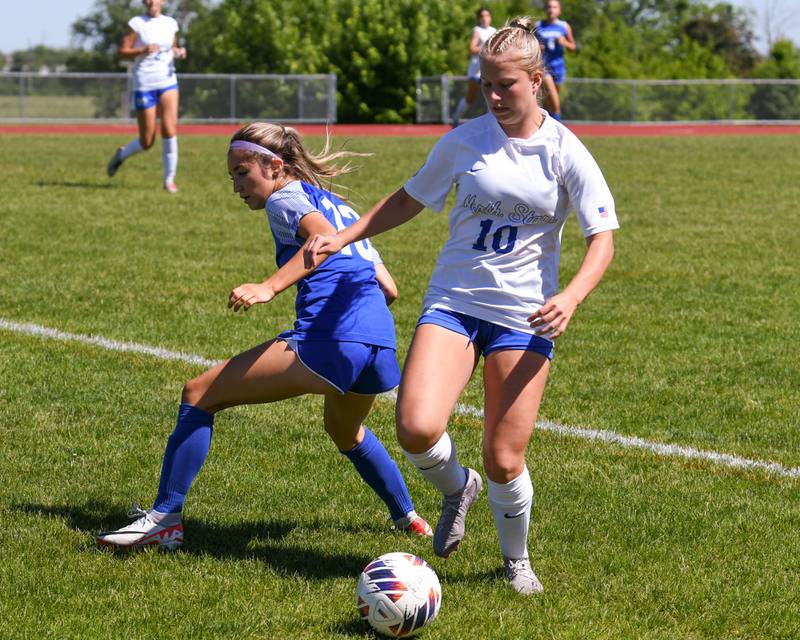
[748,39,800,119]
[8,46,75,72]
[66,0,767,122]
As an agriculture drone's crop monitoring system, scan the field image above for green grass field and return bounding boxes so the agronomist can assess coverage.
[1,131,798,639]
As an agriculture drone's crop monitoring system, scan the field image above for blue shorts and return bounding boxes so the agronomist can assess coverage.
[545,64,566,86]
[282,337,401,395]
[417,308,554,360]
[132,84,179,110]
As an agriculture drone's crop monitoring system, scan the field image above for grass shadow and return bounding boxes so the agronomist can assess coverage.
[326,616,376,638]
[35,180,112,189]
[14,500,373,579]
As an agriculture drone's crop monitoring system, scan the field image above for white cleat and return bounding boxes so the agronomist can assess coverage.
[107,148,124,177]
[97,503,183,550]
[504,557,544,595]
[433,467,483,557]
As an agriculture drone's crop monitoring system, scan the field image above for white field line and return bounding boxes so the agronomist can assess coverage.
[3,318,799,480]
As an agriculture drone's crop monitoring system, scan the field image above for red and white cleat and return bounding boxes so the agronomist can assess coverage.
[164,181,179,193]
[394,512,433,537]
[97,504,183,550]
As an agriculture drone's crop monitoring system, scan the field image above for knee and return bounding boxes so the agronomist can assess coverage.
[140,136,155,150]
[482,447,526,484]
[324,420,361,452]
[181,376,206,408]
[395,405,443,453]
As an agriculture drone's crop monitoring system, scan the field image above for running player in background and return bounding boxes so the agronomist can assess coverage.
[535,0,576,122]
[97,123,431,550]
[106,0,186,192]
[305,17,618,595]
[451,8,496,127]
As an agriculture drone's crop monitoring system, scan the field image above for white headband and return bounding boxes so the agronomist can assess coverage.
[229,140,282,159]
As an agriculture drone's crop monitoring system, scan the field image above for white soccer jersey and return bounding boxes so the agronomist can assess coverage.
[466,25,497,79]
[404,111,619,335]
[129,15,179,91]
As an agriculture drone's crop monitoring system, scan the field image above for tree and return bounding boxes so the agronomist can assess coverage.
[748,39,800,119]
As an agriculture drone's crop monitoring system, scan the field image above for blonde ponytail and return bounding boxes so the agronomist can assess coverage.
[230,123,368,190]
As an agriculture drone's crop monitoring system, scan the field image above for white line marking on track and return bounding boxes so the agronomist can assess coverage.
[3,318,798,480]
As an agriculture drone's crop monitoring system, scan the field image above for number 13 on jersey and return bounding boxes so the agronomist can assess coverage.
[320,196,374,260]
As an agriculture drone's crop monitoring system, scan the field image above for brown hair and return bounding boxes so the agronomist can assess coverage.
[480,16,545,79]
[230,123,367,190]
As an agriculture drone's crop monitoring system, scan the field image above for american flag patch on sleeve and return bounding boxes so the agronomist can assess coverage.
[598,206,609,218]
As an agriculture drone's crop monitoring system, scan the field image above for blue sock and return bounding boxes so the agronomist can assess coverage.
[342,427,414,521]
[152,403,214,514]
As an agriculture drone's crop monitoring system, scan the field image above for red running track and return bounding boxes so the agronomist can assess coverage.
[1,122,799,137]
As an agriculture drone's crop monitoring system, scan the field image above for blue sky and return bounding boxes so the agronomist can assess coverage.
[2,0,799,55]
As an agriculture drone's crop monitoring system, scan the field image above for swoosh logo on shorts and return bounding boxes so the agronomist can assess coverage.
[503,512,524,519]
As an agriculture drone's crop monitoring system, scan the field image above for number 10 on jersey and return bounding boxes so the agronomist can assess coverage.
[472,218,518,254]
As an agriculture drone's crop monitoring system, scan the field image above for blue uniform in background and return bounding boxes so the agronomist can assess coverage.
[536,19,570,85]
[267,180,400,393]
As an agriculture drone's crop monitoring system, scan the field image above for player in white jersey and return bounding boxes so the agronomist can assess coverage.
[451,8,496,127]
[106,0,187,192]
[305,17,619,595]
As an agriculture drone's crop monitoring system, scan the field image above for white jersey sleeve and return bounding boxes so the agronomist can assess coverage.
[266,183,318,245]
[403,134,458,212]
[558,130,620,237]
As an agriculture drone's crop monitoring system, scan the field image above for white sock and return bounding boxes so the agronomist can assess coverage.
[488,467,533,560]
[453,97,468,122]
[403,432,467,496]
[149,508,182,526]
[162,136,178,184]
[119,138,143,161]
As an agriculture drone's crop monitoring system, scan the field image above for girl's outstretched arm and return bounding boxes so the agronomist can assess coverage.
[229,211,334,312]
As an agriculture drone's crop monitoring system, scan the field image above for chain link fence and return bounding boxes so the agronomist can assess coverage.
[417,75,800,124]
[0,72,337,123]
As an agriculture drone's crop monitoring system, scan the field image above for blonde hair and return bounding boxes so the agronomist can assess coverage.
[481,16,545,79]
[230,122,366,190]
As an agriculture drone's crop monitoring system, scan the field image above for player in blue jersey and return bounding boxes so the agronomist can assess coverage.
[535,0,576,121]
[97,122,432,550]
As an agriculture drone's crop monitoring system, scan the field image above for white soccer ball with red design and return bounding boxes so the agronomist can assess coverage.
[356,552,442,637]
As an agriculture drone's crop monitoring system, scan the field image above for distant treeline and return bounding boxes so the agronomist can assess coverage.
[6,0,800,122]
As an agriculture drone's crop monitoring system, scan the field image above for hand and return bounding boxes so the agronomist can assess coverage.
[528,291,580,340]
[144,43,160,55]
[302,233,343,269]
[228,282,275,312]
[557,36,568,46]
[174,47,187,60]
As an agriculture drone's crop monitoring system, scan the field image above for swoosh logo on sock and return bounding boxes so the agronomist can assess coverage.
[503,512,524,519]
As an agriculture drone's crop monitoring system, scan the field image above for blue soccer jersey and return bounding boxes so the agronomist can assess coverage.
[265,180,396,348]
[536,19,569,78]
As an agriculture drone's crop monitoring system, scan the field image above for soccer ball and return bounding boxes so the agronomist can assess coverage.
[356,552,442,637]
